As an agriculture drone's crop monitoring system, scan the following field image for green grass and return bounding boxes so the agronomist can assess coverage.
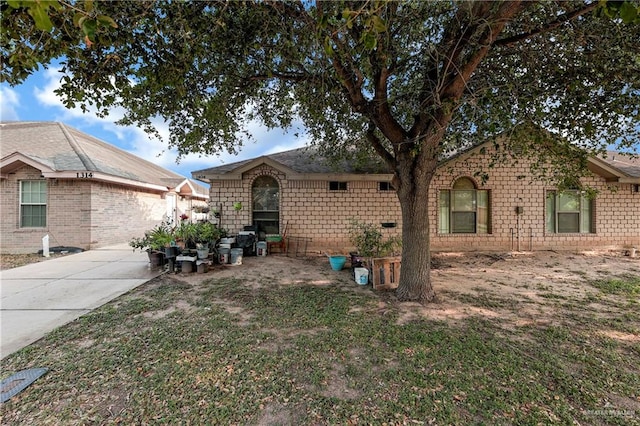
[590,274,640,296]
[2,274,639,425]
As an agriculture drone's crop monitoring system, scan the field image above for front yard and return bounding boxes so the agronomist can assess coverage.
[1,251,639,424]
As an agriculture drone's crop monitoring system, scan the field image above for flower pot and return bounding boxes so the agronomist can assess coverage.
[197,248,210,259]
[147,251,164,268]
[329,255,347,271]
[165,246,179,258]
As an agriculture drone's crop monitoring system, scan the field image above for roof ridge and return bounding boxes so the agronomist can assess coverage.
[64,125,188,179]
[57,122,99,171]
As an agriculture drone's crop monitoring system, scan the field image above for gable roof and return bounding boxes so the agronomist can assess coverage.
[194,140,639,185]
[592,151,640,182]
[0,121,208,198]
[192,146,392,181]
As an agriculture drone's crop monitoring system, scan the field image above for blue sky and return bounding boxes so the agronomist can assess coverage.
[0,65,309,179]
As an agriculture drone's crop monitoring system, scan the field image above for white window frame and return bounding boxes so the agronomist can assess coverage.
[20,180,47,228]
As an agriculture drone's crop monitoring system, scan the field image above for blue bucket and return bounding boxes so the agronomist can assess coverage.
[329,255,347,271]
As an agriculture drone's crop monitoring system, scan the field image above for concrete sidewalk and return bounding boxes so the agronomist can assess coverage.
[0,244,162,359]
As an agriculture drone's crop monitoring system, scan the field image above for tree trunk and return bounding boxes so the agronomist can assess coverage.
[395,158,437,304]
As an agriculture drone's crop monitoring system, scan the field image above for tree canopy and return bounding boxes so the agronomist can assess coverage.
[3,1,638,158]
[2,0,639,302]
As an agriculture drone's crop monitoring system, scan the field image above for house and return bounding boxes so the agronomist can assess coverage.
[192,138,640,254]
[0,121,209,254]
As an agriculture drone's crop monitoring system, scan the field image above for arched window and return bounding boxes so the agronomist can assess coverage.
[252,175,280,234]
[439,177,490,234]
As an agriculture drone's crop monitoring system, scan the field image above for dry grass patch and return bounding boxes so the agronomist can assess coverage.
[1,251,638,425]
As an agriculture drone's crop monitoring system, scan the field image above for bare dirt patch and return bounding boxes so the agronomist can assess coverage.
[171,249,639,339]
[2,249,638,425]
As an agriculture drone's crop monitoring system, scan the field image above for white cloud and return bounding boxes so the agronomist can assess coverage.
[30,67,307,177]
[0,86,20,121]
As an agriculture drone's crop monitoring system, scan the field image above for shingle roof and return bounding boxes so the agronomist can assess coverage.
[193,146,390,176]
[0,121,208,196]
[193,141,639,184]
[600,151,640,178]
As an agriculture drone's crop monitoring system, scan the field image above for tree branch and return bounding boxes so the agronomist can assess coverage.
[495,1,599,47]
[443,1,523,100]
[365,123,396,170]
[410,2,523,139]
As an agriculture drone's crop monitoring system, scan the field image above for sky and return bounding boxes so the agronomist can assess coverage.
[0,65,309,180]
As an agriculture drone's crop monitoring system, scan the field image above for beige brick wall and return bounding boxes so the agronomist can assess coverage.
[208,155,639,254]
[431,151,640,251]
[209,164,402,253]
[0,165,91,253]
[89,184,168,248]
[1,165,193,253]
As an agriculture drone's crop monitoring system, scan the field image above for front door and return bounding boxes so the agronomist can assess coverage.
[252,176,279,234]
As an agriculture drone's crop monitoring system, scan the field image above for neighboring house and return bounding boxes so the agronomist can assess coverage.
[0,122,209,253]
[193,139,640,253]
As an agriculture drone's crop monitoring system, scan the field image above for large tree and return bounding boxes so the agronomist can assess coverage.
[2,1,639,303]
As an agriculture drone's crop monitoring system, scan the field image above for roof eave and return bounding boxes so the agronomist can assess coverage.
[204,171,394,182]
[0,152,56,176]
[39,171,169,192]
[174,178,210,199]
[587,157,630,182]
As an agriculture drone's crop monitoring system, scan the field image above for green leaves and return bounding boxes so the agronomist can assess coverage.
[340,6,388,51]
[597,0,640,23]
[619,1,639,23]
[6,0,62,31]
[72,13,117,47]
[5,0,117,48]
[1,0,637,162]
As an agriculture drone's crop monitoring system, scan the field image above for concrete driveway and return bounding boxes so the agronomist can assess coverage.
[0,245,162,359]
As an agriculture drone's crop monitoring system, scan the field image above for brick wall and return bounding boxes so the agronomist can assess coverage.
[0,165,91,253]
[430,150,640,251]
[207,154,639,254]
[209,164,401,253]
[1,165,191,253]
[89,184,168,248]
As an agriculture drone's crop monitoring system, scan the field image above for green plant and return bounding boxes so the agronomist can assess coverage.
[173,222,198,248]
[194,222,227,247]
[347,219,401,258]
[129,222,173,252]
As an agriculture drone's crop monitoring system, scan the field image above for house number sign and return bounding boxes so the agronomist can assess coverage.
[76,172,94,178]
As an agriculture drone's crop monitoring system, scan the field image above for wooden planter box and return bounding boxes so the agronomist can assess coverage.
[367,256,401,290]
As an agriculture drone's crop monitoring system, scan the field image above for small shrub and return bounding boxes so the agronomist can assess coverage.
[347,219,401,258]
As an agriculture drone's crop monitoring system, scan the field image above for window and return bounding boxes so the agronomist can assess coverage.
[379,182,394,191]
[20,180,47,227]
[439,177,490,234]
[252,175,279,234]
[546,190,593,234]
[329,181,347,191]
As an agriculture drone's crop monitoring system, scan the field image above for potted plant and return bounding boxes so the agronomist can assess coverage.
[347,219,401,259]
[173,221,198,249]
[194,222,227,258]
[347,219,402,289]
[129,222,173,267]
